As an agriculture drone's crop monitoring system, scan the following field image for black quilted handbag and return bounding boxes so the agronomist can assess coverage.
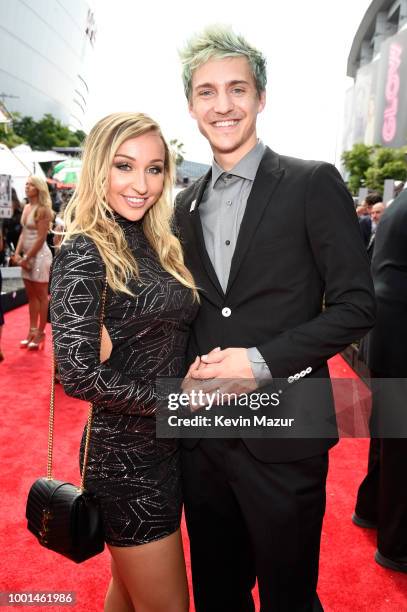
[26,478,104,563]
[25,278,107,563]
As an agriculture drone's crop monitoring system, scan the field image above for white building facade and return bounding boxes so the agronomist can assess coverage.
[0,0,96,130]
[343,0,407,151]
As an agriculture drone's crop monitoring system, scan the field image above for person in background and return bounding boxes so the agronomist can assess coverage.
[386,180,405,206]
[46,184,64,255]
[13,176,53,349]
[49,203,65,383]
[51,112,197,611]
[359,192,382,245]
[3,188,22,253]
[353,189,407,574]
[366,202,385,260]
[48,183,63,215]
[356,202,368,217]
[0,220,5,266]
[358,200,386,364]
[0,230,4,362]
[52,209,65,251]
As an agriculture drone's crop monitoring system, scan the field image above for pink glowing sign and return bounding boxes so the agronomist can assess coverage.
[382,43,403,142]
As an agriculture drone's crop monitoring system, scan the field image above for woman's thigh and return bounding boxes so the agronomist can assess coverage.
[32,281,49,300]
[23,279,36,299]
[108,529,189,612]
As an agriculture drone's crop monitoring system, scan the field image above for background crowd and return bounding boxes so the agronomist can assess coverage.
[1,179,404,363]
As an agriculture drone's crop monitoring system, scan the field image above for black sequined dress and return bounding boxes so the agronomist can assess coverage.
[51,216,197,546]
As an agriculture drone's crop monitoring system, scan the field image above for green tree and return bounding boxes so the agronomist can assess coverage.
[0,122,24,147]
[0,113,86,149]
[342,143,407,194]
[169,139,185,166]
[365,160,407,192]
[341,143,373,194]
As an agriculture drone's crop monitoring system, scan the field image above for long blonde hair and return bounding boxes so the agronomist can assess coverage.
[27,176,53,222]
[63,112,197,298]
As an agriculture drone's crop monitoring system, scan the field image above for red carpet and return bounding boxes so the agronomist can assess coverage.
[1,305,406,611]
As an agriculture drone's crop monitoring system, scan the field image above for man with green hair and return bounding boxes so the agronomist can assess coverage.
[175,25,375,611]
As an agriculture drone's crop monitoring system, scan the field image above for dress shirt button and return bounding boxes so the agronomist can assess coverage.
[225,240,231,246]
[221,307,231,317]
[226,200,232,206]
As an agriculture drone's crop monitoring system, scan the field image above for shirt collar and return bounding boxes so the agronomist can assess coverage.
[211,140,266,189]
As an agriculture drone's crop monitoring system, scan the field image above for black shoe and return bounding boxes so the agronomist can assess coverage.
[352,512,377,529]
[375,550,407,573]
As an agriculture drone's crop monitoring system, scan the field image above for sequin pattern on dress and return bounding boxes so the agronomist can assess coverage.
[51,217,198,545]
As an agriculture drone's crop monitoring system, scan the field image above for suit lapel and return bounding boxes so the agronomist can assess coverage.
[189,171,225,298]
[226,148,285,294]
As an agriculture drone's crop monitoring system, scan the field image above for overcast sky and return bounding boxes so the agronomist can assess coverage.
[85,0,371,166]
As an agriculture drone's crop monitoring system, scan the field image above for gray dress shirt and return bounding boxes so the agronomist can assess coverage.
[199,141,272,385]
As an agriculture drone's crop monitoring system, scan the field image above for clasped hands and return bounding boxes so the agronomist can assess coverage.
[182,347,257,411]
[11,254,31,270]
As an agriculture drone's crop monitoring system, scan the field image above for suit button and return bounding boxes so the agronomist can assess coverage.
[222,307,231,317]
[306,367,312,374]
[288,376,294,384]
[300,370,306,377]
[294,373,300,381]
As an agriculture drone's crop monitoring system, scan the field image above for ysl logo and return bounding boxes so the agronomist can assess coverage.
[39,508,52,544]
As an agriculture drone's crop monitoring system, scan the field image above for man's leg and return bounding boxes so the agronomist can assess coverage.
[230,445,328,612]
[377,438,407,560]
[182,439,256,612]
[354,438,380,524]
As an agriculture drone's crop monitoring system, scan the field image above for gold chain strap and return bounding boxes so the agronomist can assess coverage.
[47,275,108,491]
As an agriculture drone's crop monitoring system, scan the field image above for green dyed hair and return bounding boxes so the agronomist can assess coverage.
[179,25,267,100]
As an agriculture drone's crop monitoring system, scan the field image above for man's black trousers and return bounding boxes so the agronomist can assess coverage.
[182,438,328,612]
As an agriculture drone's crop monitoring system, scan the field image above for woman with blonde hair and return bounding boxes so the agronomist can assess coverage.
[51,112,198,612]
[14,176,53,349]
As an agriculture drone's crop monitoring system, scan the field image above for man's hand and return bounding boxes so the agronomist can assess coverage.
[190,347,258,397]
[191,347,254,380]
[181,349,222,410]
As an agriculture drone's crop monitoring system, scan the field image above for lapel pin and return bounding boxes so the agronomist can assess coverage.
[189,200,196,213]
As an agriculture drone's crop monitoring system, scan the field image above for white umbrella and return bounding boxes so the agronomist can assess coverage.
[0,142,32,200]
[0,143,31,175]
[12,144,50,178]
[12,144,67,165]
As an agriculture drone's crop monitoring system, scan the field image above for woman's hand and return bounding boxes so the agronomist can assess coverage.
[182,356,201,388]
[20,257,32,271]
[181,349,221,411]
[9,253,22,266]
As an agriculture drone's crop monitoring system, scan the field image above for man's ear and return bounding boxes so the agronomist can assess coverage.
[188,101,196,120]
[258,90,266,114]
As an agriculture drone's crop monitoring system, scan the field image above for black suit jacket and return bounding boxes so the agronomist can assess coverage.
[368,191,407,377]
[359,215,372,246]
[175,147,376,461]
